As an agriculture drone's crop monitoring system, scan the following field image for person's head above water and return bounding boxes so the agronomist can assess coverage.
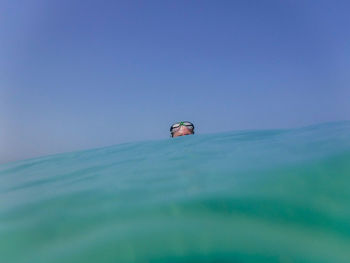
[170,121,195,138]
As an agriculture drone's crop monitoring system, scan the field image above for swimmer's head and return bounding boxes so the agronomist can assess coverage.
[170,121,195,138]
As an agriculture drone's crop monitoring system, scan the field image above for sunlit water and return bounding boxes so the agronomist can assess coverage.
[1,121,350,263]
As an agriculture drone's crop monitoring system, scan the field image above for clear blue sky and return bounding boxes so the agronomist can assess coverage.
[1,0,349,163]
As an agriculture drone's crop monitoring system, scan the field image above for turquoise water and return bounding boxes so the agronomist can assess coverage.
[1,121,350,263]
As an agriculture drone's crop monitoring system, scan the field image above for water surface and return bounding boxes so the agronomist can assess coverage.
[1,121,350,263]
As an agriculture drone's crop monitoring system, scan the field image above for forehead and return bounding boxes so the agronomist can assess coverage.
[173,127,193,135]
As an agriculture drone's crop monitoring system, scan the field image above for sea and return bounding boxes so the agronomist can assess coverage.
[1,121,350,263]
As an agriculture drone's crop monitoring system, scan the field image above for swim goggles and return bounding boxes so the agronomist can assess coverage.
[170,121,195,133]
